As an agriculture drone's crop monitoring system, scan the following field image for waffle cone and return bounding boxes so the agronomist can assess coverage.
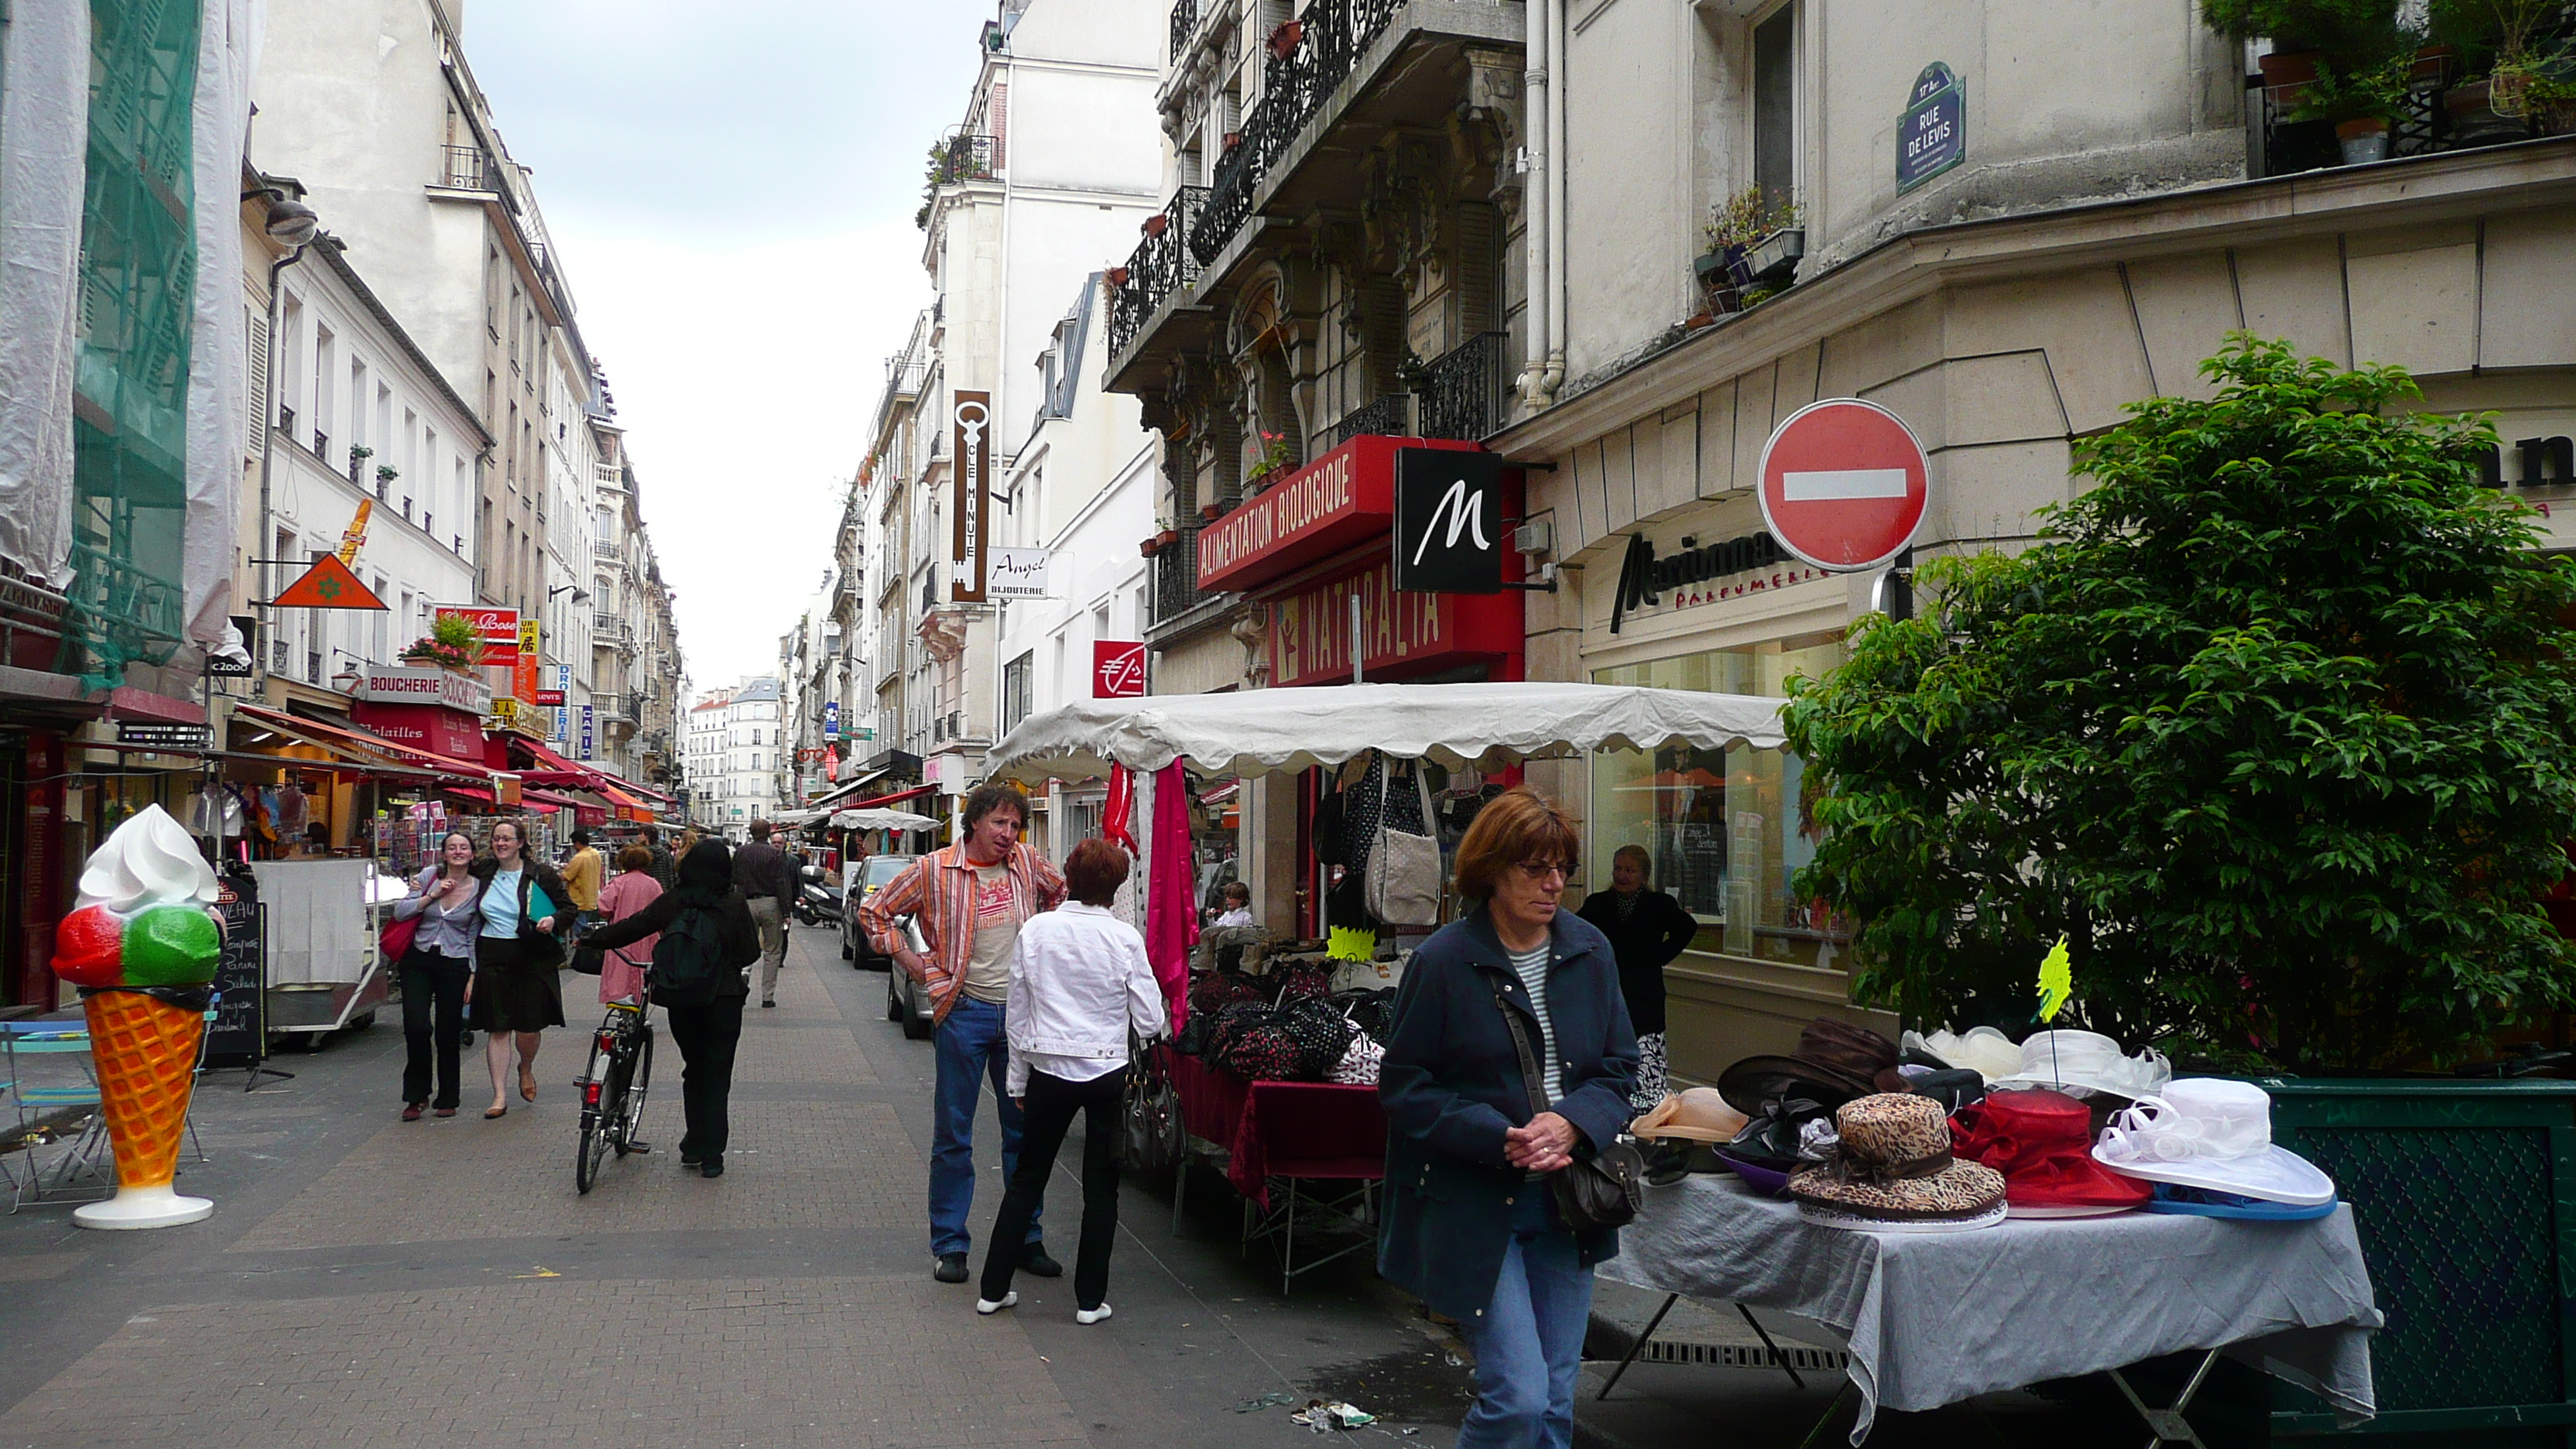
[80,991,204,1190]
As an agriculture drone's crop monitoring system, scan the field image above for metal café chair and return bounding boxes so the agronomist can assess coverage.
[1,1022,112,1211]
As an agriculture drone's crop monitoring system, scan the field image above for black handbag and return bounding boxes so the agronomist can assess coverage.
[1487,974,1644,1233]
[1120,1036,1185,1171]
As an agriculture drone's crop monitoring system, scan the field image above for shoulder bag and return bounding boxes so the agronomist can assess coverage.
[1119,1033,1185,1171]
[1486,972,1643,1233]
[1362,759,1443,927]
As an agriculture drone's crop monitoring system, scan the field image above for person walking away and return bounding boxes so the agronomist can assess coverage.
[593,844,664,1007]
[1574,845,1696,1124]
[392,831,480,1120]
[467,820,574,1118]
[732,820,796,1008]
[860,781,1068,1285]
[976,839,1167,1322]
[1379,789,1638,1449]
[561,827,605,943]
[582,840,759,1177]
[640,825,678,889]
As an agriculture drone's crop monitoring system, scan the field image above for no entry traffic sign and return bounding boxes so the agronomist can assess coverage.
[1756,398,1929,571]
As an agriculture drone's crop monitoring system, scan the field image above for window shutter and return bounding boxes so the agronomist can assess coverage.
[245,304,271,456]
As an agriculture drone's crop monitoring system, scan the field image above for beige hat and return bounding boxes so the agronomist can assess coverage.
[1631,1088,1751,1143]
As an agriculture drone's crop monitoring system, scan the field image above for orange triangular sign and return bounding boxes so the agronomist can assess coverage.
[272,555,388,611]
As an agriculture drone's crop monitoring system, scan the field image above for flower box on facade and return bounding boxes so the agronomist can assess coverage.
[1143,214,1169,238]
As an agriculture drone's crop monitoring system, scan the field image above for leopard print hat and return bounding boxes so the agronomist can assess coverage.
[1788,1092,2006,1227]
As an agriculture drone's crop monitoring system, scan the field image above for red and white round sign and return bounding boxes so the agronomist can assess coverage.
[1756,398,1929,572]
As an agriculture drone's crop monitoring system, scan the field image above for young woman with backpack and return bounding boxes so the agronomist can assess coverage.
[580,838,761,1177]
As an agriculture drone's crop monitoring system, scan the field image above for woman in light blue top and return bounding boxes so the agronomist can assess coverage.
[465,820,570,1118]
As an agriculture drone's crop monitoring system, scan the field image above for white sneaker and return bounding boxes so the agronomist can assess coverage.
[975,1292,1018,1315]
[1074,1303,1113,1325]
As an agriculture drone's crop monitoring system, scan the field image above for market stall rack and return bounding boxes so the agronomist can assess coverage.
[988,681,1790,1279]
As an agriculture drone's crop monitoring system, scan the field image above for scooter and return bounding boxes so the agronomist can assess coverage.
[792,866,841,927]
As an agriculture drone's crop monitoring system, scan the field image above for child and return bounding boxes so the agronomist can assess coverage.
[1211,880,1254,929]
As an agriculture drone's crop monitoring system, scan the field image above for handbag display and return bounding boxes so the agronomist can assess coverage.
[1487,974,1644,1233]
[1119,1036,1185,1171]
[1362,759,1443,927]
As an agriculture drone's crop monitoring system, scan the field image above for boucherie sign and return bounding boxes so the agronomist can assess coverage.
[1197,435,1484,594]
[356,666,490,715]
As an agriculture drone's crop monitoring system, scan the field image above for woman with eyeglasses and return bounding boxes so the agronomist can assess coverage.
[467,819,572,1119]
[1377,788,1637,1449]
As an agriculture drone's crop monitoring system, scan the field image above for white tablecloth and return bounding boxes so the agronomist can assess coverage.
[1598,1175,2382,1443]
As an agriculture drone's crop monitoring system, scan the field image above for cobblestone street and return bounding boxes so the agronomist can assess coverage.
[0,928,1475,1449]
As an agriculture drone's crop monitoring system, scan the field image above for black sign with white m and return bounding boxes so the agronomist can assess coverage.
[1392,450,1505,594]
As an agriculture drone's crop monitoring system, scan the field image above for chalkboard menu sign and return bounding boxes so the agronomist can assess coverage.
[205,870,266,1066]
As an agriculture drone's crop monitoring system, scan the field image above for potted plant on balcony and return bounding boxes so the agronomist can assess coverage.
[399,613,484,673]
[1267,18,1301,59]
[1244,429,1294,485]
[1140,536,1162,558]
[1108,266,1132,287]
[2289,52,2413,160]
[1786,336,2576,1433]
[1143,213,1170,238]
[1698,187,1802,312]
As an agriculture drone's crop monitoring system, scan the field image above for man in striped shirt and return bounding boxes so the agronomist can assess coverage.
[861,781,1069,1284]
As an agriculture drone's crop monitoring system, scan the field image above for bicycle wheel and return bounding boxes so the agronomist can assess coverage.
[576,1040,615,1194]
[614,1026,654,1156]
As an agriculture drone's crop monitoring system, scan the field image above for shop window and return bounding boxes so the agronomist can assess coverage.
[1751,3,1797,211]
[1589,635,1845,965]
[1002,650,1033,734]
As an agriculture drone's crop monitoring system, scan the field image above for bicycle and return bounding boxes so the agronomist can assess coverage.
[574,949,655,1194]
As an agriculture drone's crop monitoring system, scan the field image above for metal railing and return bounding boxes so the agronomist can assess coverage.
[1416,331,1510,441]
[1334,392,1412,444]
[592,540,622,560]
[1190,0,1410,265]
[1150,526,1215,626]
[1171,0,1197,59]
[933,133,1001,187]
[440,146,489,190]
[1108,187,1211,359]
[593,613,632,646]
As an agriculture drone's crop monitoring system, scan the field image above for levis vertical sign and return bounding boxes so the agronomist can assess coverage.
[950,391,992,602]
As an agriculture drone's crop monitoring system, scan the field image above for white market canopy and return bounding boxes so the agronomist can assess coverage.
[832,807,940,831]
[985,682,1790,783]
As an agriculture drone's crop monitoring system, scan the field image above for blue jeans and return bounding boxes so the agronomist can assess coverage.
[1456,1199,1592,1449]
[929,995,1041,1257]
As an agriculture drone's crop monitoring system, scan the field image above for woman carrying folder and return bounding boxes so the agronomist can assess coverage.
[466,819,573,1119]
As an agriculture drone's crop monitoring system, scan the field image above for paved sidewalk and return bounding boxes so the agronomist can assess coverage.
[0,927,1471,1449]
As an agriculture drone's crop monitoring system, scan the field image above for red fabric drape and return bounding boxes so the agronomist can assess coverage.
[1142,761,1197,1030]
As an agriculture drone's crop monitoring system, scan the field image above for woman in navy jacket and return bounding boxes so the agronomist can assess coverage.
[1378,788,1638,1449]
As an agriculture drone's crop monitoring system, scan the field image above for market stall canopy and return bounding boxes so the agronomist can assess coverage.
[985,682,1790,783]
[832,807,940,831]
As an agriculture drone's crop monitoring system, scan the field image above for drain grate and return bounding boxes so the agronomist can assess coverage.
[1637,1338,1850,1374]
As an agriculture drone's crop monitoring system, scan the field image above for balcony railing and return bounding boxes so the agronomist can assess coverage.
[933,133,1001,187]
[592,539,622,561]
[440,146,490,190]
[1108,187,1211,359]
[593,613,633,646]
[1170,0,1198,60]
[1416,331,1509,442]
[1190,0,1410,265]
[1149,526,1216,627]
[1334,392,1412,445]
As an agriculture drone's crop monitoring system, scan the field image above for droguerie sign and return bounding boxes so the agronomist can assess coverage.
[1195,435,1485,594]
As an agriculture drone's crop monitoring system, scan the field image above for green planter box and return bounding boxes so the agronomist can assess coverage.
[2259,1078,2576,1445]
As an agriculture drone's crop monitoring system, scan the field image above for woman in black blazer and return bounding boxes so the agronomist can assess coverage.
[1377,788,1637,1449]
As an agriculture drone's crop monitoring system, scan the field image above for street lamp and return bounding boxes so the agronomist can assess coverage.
[262,197,320,247]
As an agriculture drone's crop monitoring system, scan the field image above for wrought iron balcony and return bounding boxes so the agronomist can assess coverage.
[933,133,1001,187]
[1416,331,1509,442]
[1170,0,1197,60]
[1334,393,1412,444]
[1190,0,1412,266]
[1149,526,1216,628]
[1108,187,1211,361]
[440,146,490,190]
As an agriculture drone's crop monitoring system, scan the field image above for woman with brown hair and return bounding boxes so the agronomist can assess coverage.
[467,819,572,1119]
[591,844,665,1005]
[1377,787,1636,1449]
[974,838,1166,1324]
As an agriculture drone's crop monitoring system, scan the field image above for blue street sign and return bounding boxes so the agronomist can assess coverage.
[824,700,840,742]
[1898,62,1965,192]
[579,704,594,758]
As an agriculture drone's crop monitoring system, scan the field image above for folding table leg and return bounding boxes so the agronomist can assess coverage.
[2108,1348,2221,1449]
[1170,1153,1189,1237]
[1735,1302,1807,1390]
[1794,1382,1857,1449]
[1596,1292,1680,1401]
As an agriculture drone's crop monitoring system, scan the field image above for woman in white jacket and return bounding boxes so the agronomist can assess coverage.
[977,838,1168,1323]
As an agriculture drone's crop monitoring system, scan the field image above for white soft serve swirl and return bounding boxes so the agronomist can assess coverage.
[76,804,221,914]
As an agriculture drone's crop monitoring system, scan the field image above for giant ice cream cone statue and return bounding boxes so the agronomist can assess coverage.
[50,805,224,1229]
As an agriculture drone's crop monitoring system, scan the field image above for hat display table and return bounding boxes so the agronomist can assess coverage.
[1601,1173,2381,1444]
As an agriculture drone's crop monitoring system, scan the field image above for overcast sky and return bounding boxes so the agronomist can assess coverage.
[465,0,988,693]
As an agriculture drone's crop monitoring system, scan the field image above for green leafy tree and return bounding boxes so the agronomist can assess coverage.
[1785,336,2576,1071]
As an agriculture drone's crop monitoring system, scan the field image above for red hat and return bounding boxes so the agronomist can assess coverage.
[1949,1088,2151,1218]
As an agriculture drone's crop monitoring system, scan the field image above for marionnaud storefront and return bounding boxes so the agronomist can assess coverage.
[1494,144,2576,1089]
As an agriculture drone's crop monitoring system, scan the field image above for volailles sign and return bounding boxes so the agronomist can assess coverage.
[1609,529,1826,633]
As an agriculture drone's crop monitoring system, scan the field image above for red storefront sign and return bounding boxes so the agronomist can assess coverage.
[1269,558,1524,687]
[1094,641,1148,697]
[350,701,487,760]
[435,606,519,665]
[1197,434,1484,594]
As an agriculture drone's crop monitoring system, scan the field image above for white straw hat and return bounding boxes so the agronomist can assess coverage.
[2091,1078,2335,1208]
[1985,1029,2170,1100]
[1908,1026,2025,1083]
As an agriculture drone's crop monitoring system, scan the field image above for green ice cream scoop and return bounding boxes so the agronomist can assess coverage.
[122,904,221,987]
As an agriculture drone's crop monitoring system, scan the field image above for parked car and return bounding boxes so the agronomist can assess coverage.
[838,853,921,967]
[884,922,935,1041]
